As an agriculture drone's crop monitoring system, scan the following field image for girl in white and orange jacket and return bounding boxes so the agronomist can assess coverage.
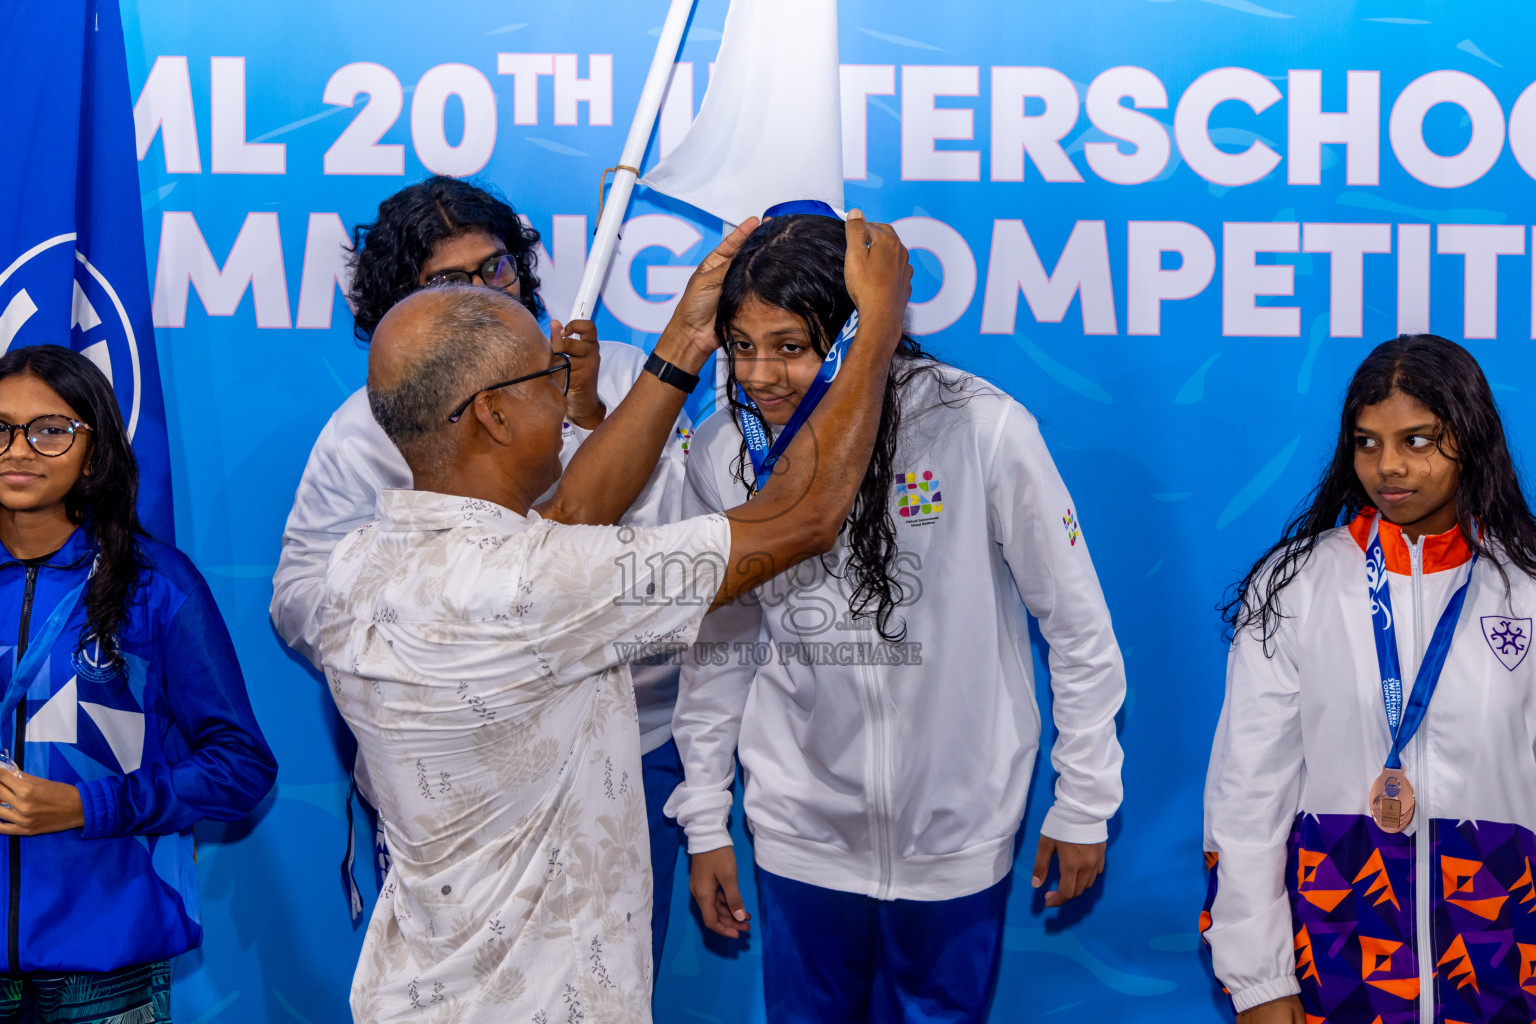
[1204,334,1536,1024]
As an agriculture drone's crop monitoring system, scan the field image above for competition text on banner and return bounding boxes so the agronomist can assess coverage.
[137,59,1536,340]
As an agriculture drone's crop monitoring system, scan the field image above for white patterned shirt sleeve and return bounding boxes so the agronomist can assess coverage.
[515,515,732,680]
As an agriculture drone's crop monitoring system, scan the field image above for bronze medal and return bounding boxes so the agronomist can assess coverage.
[1369,767,1415,833]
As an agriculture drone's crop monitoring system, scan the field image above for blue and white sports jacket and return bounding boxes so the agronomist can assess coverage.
[0,527,277,973]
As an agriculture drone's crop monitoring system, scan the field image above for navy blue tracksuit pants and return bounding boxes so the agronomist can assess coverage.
[756,867,1010,1024]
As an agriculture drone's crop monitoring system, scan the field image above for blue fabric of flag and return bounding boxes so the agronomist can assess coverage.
[762,199,841,220]
[0,0,173,538]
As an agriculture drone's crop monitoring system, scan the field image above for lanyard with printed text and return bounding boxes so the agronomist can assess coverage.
[737,309,859,492]
[1366,515,1476,771]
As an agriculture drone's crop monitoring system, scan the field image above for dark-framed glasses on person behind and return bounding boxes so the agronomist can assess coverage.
[424,252,520,291]
[446,352,571,423]
[0,415,91,457]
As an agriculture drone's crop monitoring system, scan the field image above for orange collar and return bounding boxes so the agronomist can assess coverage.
[1349,510,1473,575]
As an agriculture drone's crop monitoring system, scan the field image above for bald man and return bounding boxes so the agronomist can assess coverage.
[316,215,912,1024]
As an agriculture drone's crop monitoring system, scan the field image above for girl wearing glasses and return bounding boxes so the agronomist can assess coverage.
[0,345,276,1021]
[1204,336,1536,1024]
[668,211,1126,1023]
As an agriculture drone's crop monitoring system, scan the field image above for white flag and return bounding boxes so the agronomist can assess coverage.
[640,0,844,226]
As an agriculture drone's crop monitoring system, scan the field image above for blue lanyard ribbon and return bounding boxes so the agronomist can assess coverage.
[1366,516,1476,770]
[339,772,394,921]
[737,309,860,491]
[0,571,91,746]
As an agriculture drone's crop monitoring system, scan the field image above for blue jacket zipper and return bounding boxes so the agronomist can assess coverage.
[8,562,40,975]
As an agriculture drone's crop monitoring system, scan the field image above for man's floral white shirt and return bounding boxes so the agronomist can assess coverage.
[319,489,729,1023]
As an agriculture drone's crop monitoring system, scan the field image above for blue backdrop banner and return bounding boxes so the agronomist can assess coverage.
[111,1,1536,1021]
[1,0,173,538]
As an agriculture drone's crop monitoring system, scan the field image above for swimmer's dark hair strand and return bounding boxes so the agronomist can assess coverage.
[716,214,970,642]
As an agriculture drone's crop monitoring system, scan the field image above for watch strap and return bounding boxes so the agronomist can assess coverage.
[644,351,701,393]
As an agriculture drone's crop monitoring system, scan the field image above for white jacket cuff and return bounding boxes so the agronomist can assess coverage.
[683,826,734,856]
[1229,976,1301,1014]
[663,783,734,855]
[1041,803,1109,845]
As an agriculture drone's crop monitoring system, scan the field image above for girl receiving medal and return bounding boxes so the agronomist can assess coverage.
[1204,335,1536,1024]
[667,206,1126,1023]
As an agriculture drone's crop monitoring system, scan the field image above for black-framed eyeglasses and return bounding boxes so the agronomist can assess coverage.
[0,416,91,457]
[424,252,520,291]
[447,352,572,423]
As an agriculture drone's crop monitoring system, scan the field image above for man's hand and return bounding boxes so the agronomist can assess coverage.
[654,218,761,371]
[542,224,758,526]
[1236,996,1306,1024]
[0,770,85,835]
[1031,834,1106,908]
[689,845,751,939]
[842,210,913,342]
[553,318,604,429]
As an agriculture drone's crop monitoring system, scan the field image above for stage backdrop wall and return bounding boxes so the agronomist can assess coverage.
[117,1,1536,1020]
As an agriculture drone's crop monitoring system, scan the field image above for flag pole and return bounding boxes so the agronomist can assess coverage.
[569,0,699,321]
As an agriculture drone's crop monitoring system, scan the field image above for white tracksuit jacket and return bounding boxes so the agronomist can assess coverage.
[666,366,1126,901]
[270,340,691,753]
[1204,514,1536,1023]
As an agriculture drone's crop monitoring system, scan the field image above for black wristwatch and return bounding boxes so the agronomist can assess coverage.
[644,351,701,393]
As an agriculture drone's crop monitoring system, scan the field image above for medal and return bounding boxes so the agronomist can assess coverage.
[1363,515,1475,834]
[1369,766,1416,833]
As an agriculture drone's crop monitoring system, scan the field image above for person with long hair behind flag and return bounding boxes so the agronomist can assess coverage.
[1204,335,1536,1023]
[668,209,1126,1023]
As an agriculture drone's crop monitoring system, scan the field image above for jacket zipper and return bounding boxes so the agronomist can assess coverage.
[1407,539,1433,1024]
[8,562,39,975]
[855,657,894,900]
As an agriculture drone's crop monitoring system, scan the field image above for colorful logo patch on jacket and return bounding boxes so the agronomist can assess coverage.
[1063,508,1080,546]
[676,426,692,454]
[895,471,943,523]
[1482,616,1532,671]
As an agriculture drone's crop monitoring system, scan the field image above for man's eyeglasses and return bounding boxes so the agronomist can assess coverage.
[447,352,572,423]
[0,416,91,457]
[425,253,520,291]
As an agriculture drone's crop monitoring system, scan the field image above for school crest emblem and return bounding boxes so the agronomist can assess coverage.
[1481,615,1532,671]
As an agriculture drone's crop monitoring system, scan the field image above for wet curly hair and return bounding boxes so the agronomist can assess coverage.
[346,176,544,340]
[717,215,971,642]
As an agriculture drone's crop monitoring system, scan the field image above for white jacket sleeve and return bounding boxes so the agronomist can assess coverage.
[271,389,410,669]
[664,424,761,854]
[1203,601,1306,1012]
[986,400,1126,845]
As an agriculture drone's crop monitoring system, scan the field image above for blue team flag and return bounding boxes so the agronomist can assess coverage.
[0,0,174,538]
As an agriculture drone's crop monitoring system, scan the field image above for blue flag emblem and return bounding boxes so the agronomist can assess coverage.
[0,0,174,538]
[1,238,148,437]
